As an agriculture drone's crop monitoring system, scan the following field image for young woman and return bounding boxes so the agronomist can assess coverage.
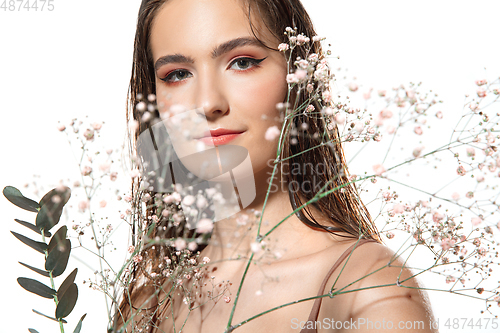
[115,0,436,332]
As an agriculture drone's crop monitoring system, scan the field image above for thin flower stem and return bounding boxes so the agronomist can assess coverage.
[225,252,256,332]
[383,176,471,211]
[83,186,112,323]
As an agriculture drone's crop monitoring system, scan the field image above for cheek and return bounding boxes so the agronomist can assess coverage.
[156,85,181,115]
[155,85,172,115]
[229,72,287,119]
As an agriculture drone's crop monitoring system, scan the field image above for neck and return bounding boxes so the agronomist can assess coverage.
[200,166,326,265]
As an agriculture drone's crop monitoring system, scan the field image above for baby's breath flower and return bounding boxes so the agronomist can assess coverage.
[296,34,310,44]
[445,276,456,284]
[322,90,332,103]
[92,122,103,130]
[141,112,153,122]
[196,218,214,234]
[278,43,289,51]
[83,129,95,141]
[348,82,358,92]
[99,161,111,172]
[471,217,482,226]
[265,126,281,141]
[78,200,89,212]
[276,102,290,111]
[373,164,386,176]
[174,238,187,251]
[136,101,146,112]
[128,119,139,131]
[188,242,198,251]
[196,196,208,209]
[182,195,196,206]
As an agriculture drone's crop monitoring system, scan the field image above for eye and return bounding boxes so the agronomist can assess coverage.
[229,57,267,71]
[161,69,192,83]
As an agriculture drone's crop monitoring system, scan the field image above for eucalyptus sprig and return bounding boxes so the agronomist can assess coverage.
[3,186,86,333]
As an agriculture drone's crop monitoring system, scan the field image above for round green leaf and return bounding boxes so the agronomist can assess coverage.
[3,186,40,212]
[48,226,68,254]
[39,186,71,208]
[72,313,86,333]
[57,268,78,298]
[18,277,56,299]
[11,231,47,254]
[32,309,67,323]
[14,219,51,237]
[36,204,61,232]
[19,262,50,277]
[55,283,78,319]
[35,187,71,232]
[45,239,71,277]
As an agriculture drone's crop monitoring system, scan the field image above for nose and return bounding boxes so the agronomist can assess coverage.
[194,69,230,121]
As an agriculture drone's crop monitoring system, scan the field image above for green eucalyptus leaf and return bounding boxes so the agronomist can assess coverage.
[18,278,56,299]
[28,329,40,333]
[35,205,61,233]
[57,268,78,298]
[19,262,50,277]
[3,186,40,212]
[47,226,68,253]
[45,239,71,277]
[39,186,71,208]
[55,283,78,319]
[35,187,71,232]
[14,219,51,237]
[72,314,87,333]
[32,309,67,323]
[11,231,47,254]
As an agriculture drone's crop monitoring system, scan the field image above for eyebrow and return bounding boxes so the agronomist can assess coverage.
[154,37,266,73]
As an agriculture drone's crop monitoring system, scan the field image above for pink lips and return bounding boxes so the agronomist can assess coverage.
[196,128,245,146]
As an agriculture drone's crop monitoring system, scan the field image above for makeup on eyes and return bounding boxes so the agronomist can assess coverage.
[159,56,268,84]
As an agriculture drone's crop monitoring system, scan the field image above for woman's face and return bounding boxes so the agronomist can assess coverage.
[149,0,288,187]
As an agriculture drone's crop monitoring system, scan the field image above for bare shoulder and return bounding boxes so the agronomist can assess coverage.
[315,240,437,332]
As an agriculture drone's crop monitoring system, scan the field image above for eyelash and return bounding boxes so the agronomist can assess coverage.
[160,57,267,84]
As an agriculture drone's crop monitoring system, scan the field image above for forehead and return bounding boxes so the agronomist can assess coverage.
[150,0,275,58]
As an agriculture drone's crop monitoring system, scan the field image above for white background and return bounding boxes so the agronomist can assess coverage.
[1,0,500,332]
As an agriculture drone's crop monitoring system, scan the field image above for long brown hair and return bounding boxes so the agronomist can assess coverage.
[114,0,380,331]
